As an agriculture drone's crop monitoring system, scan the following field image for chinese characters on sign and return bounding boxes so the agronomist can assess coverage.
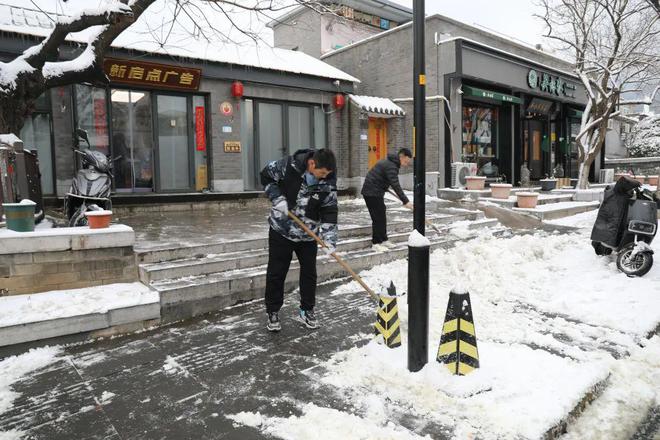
[195,106,206,152]
[103,58,201,91]
[223,141,241,153]
[527,69,576,98]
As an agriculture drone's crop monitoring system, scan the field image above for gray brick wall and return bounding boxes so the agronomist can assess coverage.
[272,8,322,57]
[0,247,137,295]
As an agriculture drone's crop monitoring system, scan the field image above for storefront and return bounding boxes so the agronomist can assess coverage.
[446,39,590,186]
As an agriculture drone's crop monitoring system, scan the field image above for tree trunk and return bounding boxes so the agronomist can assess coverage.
[577,158,593,189]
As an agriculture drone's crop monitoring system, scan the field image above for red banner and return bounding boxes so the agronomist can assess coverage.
[195,106,206,151]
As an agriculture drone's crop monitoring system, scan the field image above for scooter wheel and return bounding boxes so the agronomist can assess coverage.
[616,244,654,277]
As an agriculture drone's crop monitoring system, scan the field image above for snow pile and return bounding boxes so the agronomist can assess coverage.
[0,346,61,414]
[408,229,430,247]
[349,95,405,116]
[545,209,598,228]
[0,134,21,145]
[0,283,157,327]
[228,403,431,440]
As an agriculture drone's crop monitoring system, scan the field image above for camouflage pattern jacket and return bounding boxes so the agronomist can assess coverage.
[260,149,338,247]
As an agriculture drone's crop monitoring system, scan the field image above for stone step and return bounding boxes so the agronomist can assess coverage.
[153,218,501,322]
[138,217,484,284]
[135,211,483,264]
[480,193,574,208]
[513,201,600,221]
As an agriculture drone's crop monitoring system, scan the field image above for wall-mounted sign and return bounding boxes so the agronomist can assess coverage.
[103,57,201,91]
[222,126,232,133]
[224,141,241,153]
[220,101,233,116]
[463,86,522,104]
[527,69,576,98]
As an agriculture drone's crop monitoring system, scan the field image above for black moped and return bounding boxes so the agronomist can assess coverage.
[591,176,659,277]
[64,129,117,227]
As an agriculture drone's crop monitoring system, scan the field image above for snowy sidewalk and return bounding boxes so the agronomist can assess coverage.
[1,215,659,439]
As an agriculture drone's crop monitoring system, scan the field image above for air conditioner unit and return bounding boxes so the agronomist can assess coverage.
[599,168,614,184]
[451,162,478,188]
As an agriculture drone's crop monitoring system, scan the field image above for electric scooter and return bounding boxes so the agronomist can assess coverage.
[591,176,659,277]
[64,129,116,227]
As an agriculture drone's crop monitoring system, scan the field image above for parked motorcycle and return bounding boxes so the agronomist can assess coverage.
[591,176,659,277]
[64,129,116,227]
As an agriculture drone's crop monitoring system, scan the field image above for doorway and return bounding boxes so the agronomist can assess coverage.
[368,118,388,169]
[523,119,550,180]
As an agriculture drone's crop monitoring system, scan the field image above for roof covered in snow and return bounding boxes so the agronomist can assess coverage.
[0,1,360,84]
[349,94,405,116]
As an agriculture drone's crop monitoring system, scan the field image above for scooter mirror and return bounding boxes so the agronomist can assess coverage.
[76,128,90,145]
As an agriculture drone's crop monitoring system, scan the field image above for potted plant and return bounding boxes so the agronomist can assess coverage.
[647,175,659,186]
[490,177,512,199]
[84,210,113,229]
[539,173,558,192]
[516,191,539,208]
[465,175,487,190]
[1,199,36,232]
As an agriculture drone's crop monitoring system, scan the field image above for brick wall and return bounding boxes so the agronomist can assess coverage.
[0,247,137,296]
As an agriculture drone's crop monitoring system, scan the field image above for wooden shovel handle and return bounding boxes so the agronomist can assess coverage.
[287,211,378,301]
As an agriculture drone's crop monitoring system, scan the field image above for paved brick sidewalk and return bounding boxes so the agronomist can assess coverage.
[0,280,452,440]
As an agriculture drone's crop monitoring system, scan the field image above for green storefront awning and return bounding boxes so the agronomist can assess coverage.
[568,108,583,118]
[463,86,522,105]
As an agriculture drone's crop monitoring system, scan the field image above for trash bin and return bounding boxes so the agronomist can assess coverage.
[2,200,36,232]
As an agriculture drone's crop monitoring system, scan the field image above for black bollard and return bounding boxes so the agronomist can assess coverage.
[407,242,429,372]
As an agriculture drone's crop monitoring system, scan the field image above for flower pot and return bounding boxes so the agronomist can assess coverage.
[516,192,539,209]
[647,175,659,186]
[557,177,572,188]
[490,183,512,199]
[632,175,646,185]
[2,200,36,232]
[614,173,631,181]
[85,210,112,229]
[539,179,557,192]
[465,176,487,190]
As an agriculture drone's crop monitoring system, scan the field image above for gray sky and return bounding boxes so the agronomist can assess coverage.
[389,0,547,48]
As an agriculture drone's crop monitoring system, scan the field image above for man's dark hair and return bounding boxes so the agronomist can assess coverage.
[312,148,336,171]
[398,148,413,158]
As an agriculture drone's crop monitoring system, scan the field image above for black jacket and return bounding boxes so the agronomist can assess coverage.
[260,149,338,246]
[360,154,409,204]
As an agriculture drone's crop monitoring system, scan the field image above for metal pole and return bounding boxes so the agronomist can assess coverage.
[408,0,430,372]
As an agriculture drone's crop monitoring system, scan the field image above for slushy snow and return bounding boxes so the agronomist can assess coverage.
[408,229,430,247]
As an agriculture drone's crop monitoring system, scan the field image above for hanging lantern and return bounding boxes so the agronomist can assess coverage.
[333,93,345,110]
[231,81,244,98]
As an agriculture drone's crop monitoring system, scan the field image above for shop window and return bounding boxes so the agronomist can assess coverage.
[462,105,499,177]
[75,85,110,154]
[313,106,326,148]
[20,111,54,195]
[157,95,190,191]
[288,105,312,153]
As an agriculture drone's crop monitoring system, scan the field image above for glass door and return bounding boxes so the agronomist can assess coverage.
[257,102,285,170]
[157,95,191,191]
[111,89,155,192]
[526,120,545,179]
[20,113,54,195]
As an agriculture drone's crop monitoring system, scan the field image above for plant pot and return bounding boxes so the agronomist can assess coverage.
[614,173,631,181]
[85,210,113,229]
[557,177,572,188]
[2,200,36,232]
[647,175,659,186]
[490,183,512,199]
[539,179,557,192]
[516,192,539,209]
[465,176,487,190]
[632,175,646,185]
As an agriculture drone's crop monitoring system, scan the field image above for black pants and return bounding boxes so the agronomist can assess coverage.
[265,228,318,313]
[364,196,387,244]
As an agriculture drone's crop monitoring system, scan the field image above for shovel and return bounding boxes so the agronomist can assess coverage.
[287,211,379,301]
[386,190,443,234]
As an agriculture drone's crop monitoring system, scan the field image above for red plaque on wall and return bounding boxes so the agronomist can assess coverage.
[195,106,206,151]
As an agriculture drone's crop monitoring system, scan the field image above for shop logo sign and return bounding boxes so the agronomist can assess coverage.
[104,57,201,91]
[527,69,576,98]
[220,101,233,116]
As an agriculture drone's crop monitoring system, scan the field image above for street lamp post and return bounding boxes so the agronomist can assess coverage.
[407,0,429,373]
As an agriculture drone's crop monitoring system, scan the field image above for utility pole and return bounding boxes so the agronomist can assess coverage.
[407,0,429,373]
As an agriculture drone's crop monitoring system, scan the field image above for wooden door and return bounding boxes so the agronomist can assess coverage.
[368,118,388,169]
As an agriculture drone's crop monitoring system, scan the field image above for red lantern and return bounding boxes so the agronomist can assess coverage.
[333,93,345,110]
[231,81,244,98]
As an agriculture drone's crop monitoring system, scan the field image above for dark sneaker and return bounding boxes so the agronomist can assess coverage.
[297,309,319,329]
[267,312,281,332]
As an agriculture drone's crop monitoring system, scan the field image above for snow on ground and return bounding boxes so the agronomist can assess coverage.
[0,347,61,415]
[0,283,157,327]
[561,336,660,440]
[545,209,598,229]
[230,223,660,439]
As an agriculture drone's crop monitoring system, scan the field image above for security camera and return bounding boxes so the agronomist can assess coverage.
[457,86,463,95]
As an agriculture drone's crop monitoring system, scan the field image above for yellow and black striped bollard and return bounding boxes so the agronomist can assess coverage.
[374,281,402,348]
[436,289,480,375]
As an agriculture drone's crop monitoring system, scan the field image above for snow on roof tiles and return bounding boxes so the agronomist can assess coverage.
[349,94,405,116]
[0,2,360,84]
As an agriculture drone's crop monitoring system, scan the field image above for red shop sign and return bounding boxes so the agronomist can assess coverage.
[195,106,206,151]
